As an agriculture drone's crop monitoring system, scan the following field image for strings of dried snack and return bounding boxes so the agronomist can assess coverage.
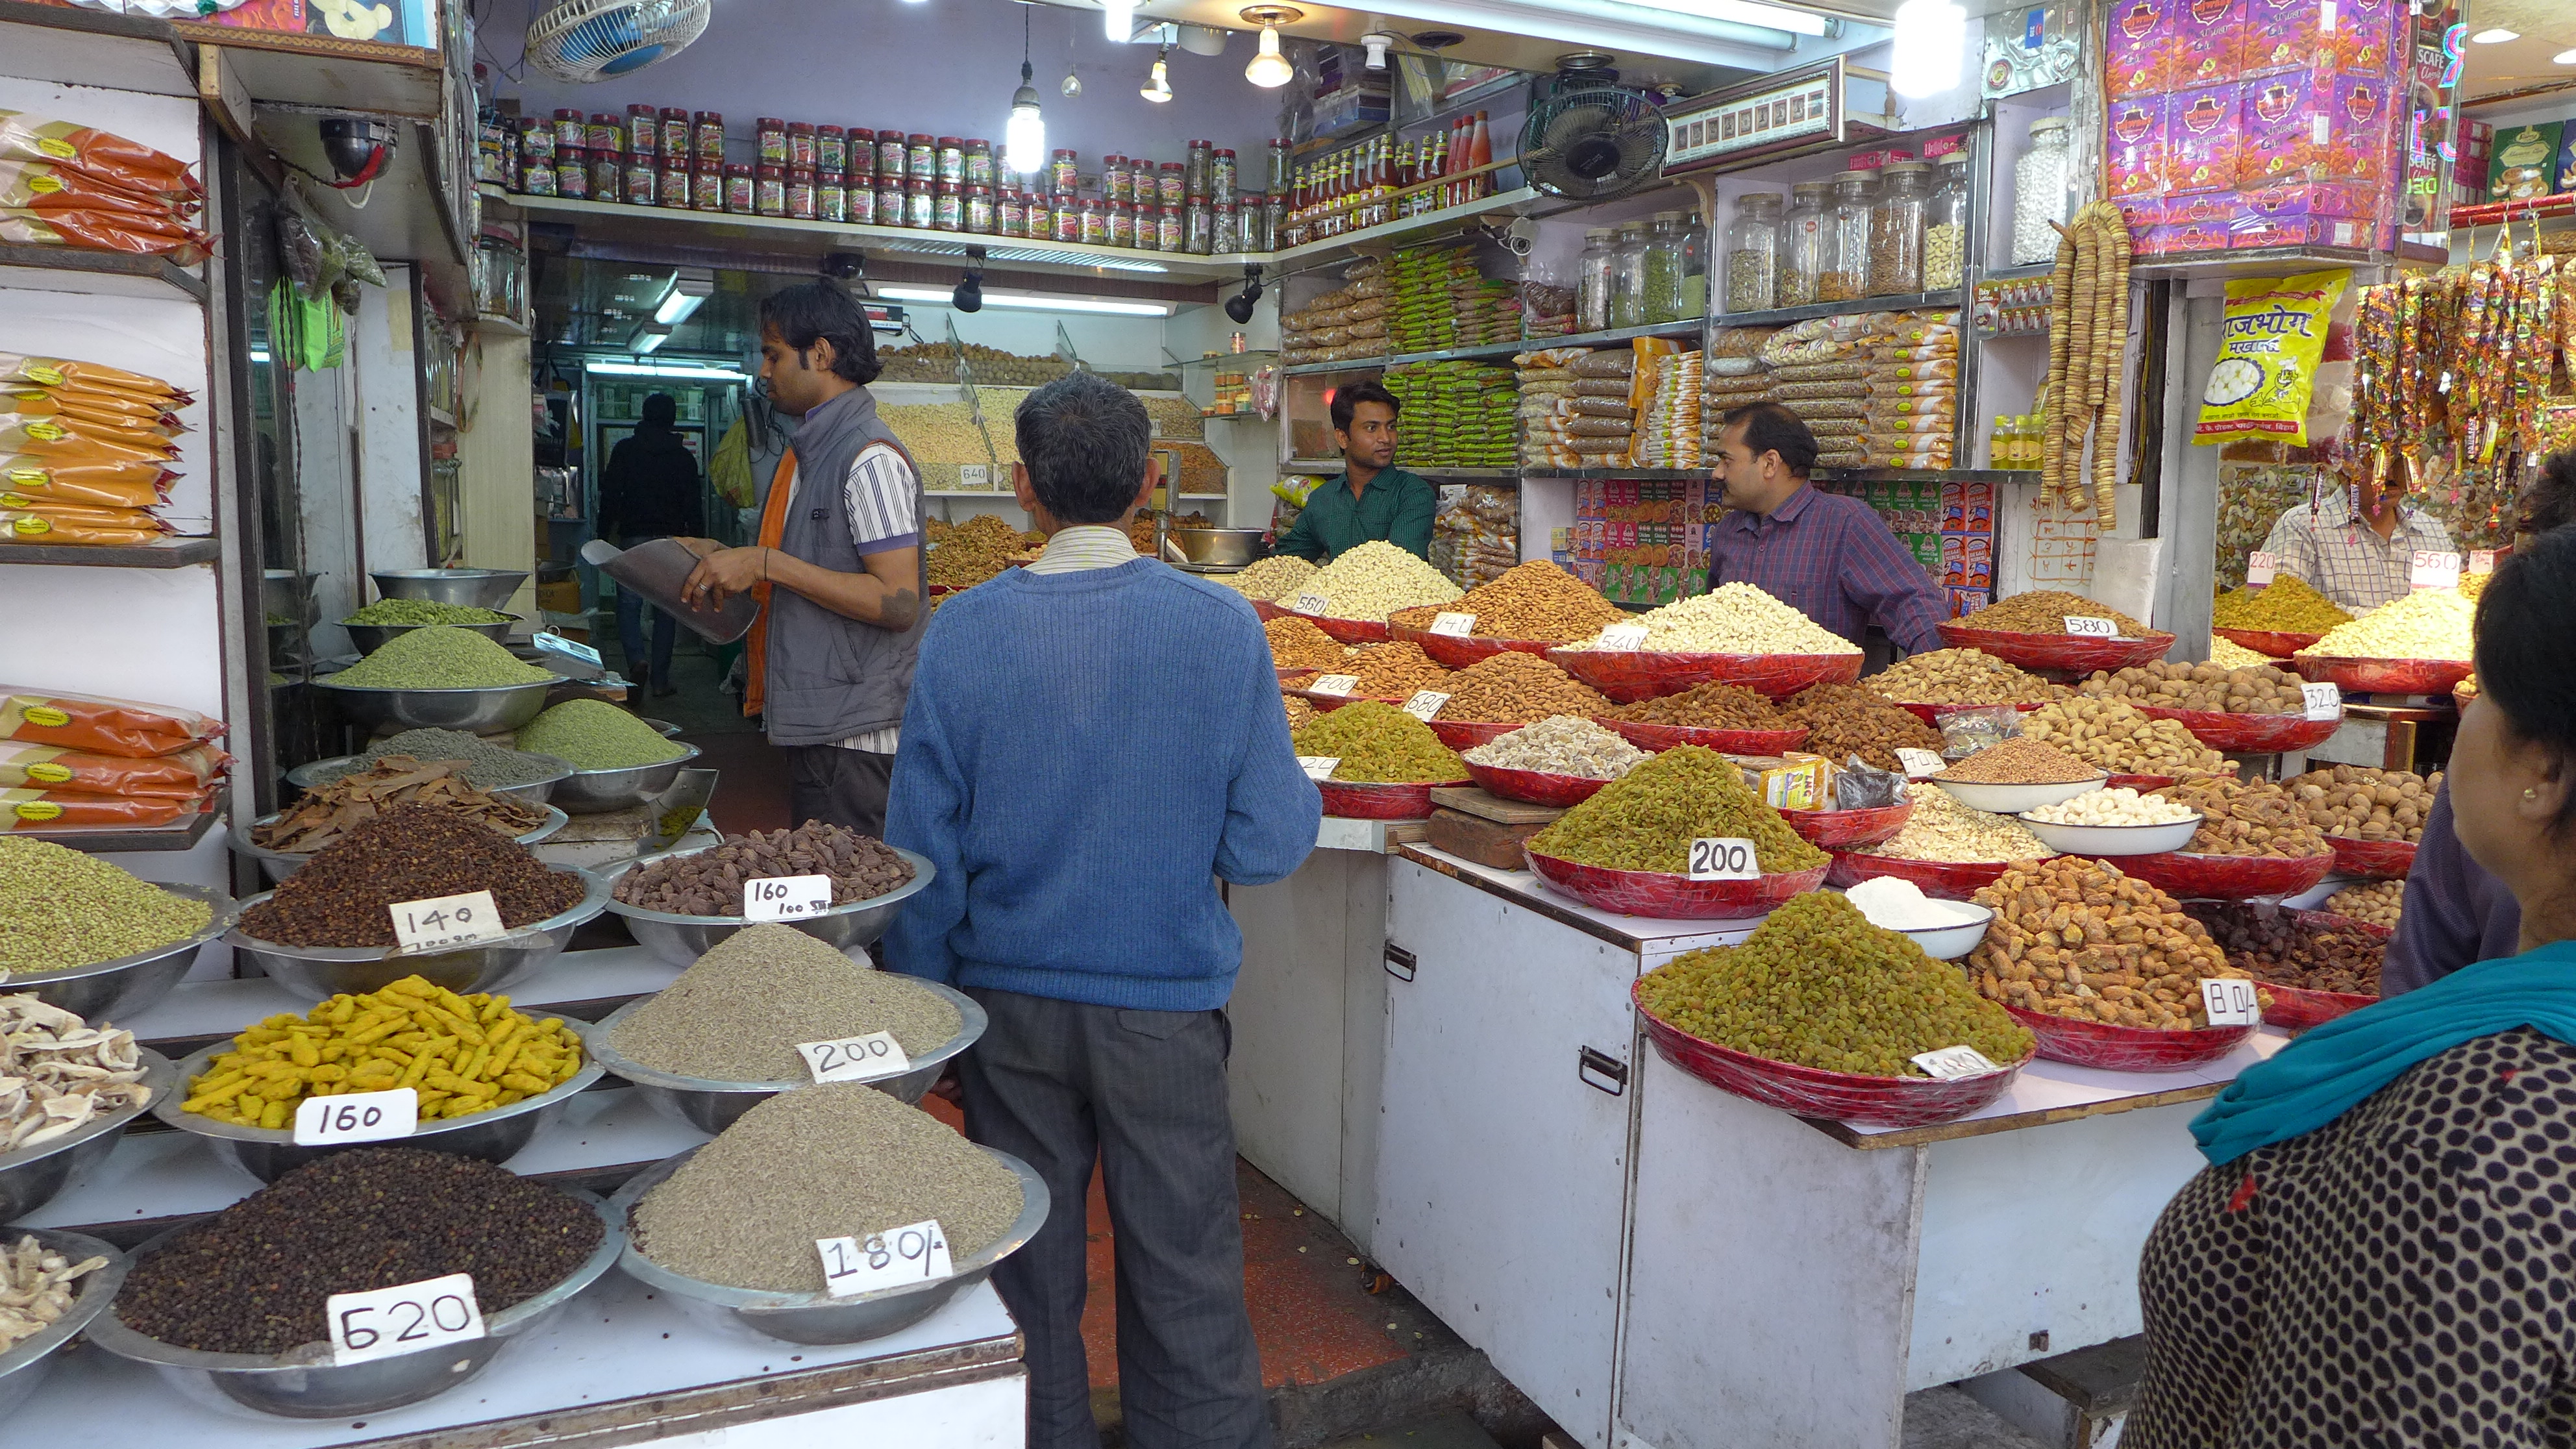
[2039,203,2133,528]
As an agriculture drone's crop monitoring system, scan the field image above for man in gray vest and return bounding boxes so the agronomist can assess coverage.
[678,280,925,839]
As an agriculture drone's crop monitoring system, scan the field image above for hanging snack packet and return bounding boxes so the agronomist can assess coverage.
[0,688,225,757]
[0,787,199,828]
[0,353,193,404]
[0,508,167,545]
[2196,269,2350,447]
[0,394,180,447]
[0,111,199,201]
[0,206,208,263]
[0,455,176,508]
[0,740,227,797]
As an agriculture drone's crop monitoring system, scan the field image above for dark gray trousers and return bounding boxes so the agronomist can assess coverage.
[785,744,893,839]
[958,988,1271,1449]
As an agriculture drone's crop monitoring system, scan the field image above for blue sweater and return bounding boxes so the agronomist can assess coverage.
[882,559,1321,1009]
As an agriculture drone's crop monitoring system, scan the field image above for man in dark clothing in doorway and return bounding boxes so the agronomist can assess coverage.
[598,392,704,698]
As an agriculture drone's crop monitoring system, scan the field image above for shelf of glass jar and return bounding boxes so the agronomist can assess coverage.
[1715,153,1972,317]
[1278,317,1706,377]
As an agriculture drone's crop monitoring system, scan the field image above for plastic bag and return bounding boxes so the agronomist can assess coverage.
[0,787,199,828]
[1939,705,2022,758]
[0,112,197,201]
[1567,395,1633,417]
[0,207,206,262]
[1569,349,1635,378]
[1835,756,1905,809]
[0,456,173,508]
[0,741,226,797]
[0,688,224,756]
[0,509,163,543]
[2196,268,2349,447]
[0,353,190,403]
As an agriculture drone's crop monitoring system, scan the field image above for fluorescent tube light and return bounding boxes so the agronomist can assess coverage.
[584,360,752,380]
[877,285,1174,316]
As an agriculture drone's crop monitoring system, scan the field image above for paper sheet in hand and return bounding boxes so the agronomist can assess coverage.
[580,538,761,645]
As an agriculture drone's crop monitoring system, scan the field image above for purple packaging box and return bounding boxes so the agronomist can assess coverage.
[2173,0,2247,86]
[2107,0,2180,95]
[2109,92,2172,198]
[2167,81,2246,193]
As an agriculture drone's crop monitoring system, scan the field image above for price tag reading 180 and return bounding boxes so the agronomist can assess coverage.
[797,1031,912,1084]
[743,874,834,922]
[293,1088,419,1146]
[388,890,504,952]
[2201,978,2262,1027]
[817,1220,954,1298]
[1686,837,1758,881]
[1429,612,1476,637]
[327,1272,485,1366]
[2410,550,2462,589]
[2063,615,2120,638]
[2301,682,2342,722]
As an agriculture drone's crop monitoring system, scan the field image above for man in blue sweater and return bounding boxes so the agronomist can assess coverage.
[884,371,1320,1449]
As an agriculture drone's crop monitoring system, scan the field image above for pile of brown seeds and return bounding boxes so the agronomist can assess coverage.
[614,823,915,917]
[236,806,580,947]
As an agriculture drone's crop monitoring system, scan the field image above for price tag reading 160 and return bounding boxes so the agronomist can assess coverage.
[292,1087,419,1146]
[743,874,834,923]
[1686,837,1758,881]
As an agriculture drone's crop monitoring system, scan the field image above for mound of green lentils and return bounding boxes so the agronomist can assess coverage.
[331,626,553,689]
[516,699,687,770]
[1637,893,2033,1077]
[342,599,512,626]
[1291,701,1467,784]
[1527,745,1826,874]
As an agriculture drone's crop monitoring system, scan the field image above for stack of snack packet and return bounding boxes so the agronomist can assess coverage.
[0,353,190,546]
[0,687,229,830]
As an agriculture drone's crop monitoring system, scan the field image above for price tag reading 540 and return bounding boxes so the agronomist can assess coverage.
[1686,837,1758,881]
[817,1220,954,1298]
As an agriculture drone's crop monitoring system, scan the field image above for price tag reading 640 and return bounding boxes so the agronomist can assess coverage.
[327,1272,485,1366]
[1686,837,1758,881]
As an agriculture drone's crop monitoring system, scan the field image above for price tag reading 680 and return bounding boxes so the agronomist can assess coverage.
[327,1272,485,1366]
[1686,837,1758,881]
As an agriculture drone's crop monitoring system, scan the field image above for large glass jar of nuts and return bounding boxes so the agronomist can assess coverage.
[1724,192,1781,314]
[1924,153,1970,291]
[1776,180,1830,307]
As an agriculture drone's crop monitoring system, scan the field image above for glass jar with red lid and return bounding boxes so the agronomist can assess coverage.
[819,172,847,223]
[658,108,689,161]
[756,118,787,166]
[848,175,877,225]
[724,162,754,214]
[1051,196,1079,243]
[878,175,907,226]
[625,103,658,160]
[906,176,934,229]
[1158,161,1185,208]
[1078,197,1107,246]
[907,134,935,182]
[817,125,847,174]
[935,136,965,185]
[693,167,724,212]
[554,147,588,199]
[846,129,874,181]
[585,114,621,156]
[1103,155,1132,204]
[877,129,907,179]
[1156,206,1182,252]
[998,185,1025,238]
[933,179,963,230]
[756,163,787,217]
[964,139,993,187]
[787,167,817,220]
[1048,148,1079,197]
[626,160,656,206]
[788,123,817,170]
[693,112,724,167]
[551,108,582,153]
[589,153,621,201]
[1105,200,1134,247]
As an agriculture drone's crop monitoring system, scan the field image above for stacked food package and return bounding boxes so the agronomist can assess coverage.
[0,687,229,830]
[0,112,206,262]
[1863,310,1961,471]
[1517,346,1636,468]
[1521,279,1578,339]
[1384,359,1516,471]
[0,353,192,545]
[1280,260,1391,367]
[1432,484,1520,589]
[1633,345,1703,469]
[1389,244,1518,353]
[1701,327,1778,460]
[1759,317,1878,471]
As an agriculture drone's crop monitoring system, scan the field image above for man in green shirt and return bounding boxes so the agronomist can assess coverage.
[1273,380,1436,562]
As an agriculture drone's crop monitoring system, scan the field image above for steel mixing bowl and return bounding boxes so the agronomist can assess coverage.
[368,569,529,612]
[314,675,562,735]
[544,742,702,815]
[594,844,935,968]
[341,615,521,656]
[608,1144,1047,1346]
[0,1230,127,1417]
[0,884,231,1022]
[225,865,610,1003]
[286,751,573,806]
[1158,528,1263,568]
[85,1189,621,1418]
[584,981,985,1133]
[0,1050,173,1224]
[233,805,568,886]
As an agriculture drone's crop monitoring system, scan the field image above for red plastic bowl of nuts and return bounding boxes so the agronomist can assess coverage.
[1278,667,1319,686]
[2255,982,2378,1031]
[2288,654,2475,697]
[1525,851,1828,920]
[1780,800,1914,849]
[2325,836,2418,879]
[1287,609,1393,646]
[2213,627,2324,660]
[1546,647,1864,703]
[1465,762,1612,808]
[1315,778,1468,821]
[1591,717,1809,756]
[1387,621,1559,671]
[1252,599,1291,624]
[1635,985,2031,1128]
[2112,850,2334,901]
[1826,851,2014,901]
[2135,706,2342,755]
[2000,1002,2257,1071]
[1893,700,2046,726]
[2105,773,2179,791]
[1935,623,2178,675]
[2303,909,2394,941]
[1425,719,1523,751]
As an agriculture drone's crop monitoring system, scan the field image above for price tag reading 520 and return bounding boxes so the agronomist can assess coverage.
[1686,837,1758,881]
[327,1272,485,1366]
[817,1220,954,1298]
[743,874,834,922]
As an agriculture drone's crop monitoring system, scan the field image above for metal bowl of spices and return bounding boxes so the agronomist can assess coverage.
[640,717,684,738]
[224,864,612,1003]
[234,805,571,887]
[342,614,523,656]
[84,1189,623,1418]
[0,1229,128,1418]
[585,983,985,1133]
[369,567,530,612]
[549,742,703,816]
[149,1019,604,1183]
[287,751,575,806]
[0,1050,174,1224]
[595,844,935,968]
[3,884,233,1022]
[608,1144,1049,1346]
[312,676,564,736]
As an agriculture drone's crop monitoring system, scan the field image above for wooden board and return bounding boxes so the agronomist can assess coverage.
[1428,786,1566,825]
[1424,807,1548,871]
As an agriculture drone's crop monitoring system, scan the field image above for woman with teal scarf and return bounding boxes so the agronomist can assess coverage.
[2128,529,2576,1446]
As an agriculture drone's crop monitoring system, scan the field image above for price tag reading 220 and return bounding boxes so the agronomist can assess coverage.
[1686,837,1758,881]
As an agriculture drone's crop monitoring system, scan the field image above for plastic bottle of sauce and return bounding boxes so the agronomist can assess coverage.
[756,118,788,165]
[789,122,817,170]
[694,112,724,168]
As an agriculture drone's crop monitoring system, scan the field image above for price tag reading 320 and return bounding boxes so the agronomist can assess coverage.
[817,1220,954,1298]
[293,1088,419,1146]
[2062,615,2120,638]
[744,874,834,922]
[1429,612,1476,637]
[1686,837,1758,881]
[388,891,504,952]
[327,1272,485,1366]
[2201,978,2262,1027]
[797,1031,912,1084]
[2301,682,2342,722]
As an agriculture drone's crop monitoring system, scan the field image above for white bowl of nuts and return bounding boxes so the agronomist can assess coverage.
[2016,787,2203,856]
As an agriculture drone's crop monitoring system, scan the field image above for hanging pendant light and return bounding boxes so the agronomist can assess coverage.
[1889,0,1967,98]
[1240,6,1300,88]
[1141,41,1174,101]
[1006,7,1046,176]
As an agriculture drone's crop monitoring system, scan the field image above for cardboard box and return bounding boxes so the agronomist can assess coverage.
[2491,123,2563,202]
[2167,82,2246,193]
[536,580,582,614]
[2106,0,2179,95]
[2173,0,2246,87]
[2108,93,2170,197]
[2241,0,2399,77]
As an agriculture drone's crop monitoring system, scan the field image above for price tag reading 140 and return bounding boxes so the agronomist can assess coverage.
[388,890,504,952]
[327,1272,485,1367]
[2062,615,2120,638]
[2201,978,2262,1027]
[817,1220,953,1298]
[1686,837,1758,881]
[743,874,834,922]
[1429,612,1476,637]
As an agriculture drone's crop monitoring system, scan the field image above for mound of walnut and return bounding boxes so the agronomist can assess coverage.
[1967,856,2262,1030]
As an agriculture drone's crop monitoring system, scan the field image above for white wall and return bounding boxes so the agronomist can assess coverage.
[355,264,430,578]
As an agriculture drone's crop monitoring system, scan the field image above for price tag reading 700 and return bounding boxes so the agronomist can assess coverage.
[1686,837,1758,881]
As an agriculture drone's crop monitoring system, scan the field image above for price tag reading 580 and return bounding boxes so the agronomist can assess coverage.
[1686,837,1758,881]
[2062,615,2120,638]
[327,1272,485,1366]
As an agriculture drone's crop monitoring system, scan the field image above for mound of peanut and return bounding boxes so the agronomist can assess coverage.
[2018,697,2226,776]
[1968,856,2259,1030]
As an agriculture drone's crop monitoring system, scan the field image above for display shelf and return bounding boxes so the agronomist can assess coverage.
[1710,288,1965,330]
[1813,467,2039,485]
[0,536,219,567]
[173,26,444,117]
[1283,358,1391,376]
[1272,186,1544,271]
[923,489,1017,499]
[1978,261,2057,283]
[1285,318,1716,377]
[0,1,194,96]
[1521,467,1707,481]
[0,242,206,303]
[1411,467,1518,480]
[474,311,532,336]
[5,788,223,852]
[1177,491,1230,499]
[1283,458,1345,471]
[2129,241,2447,279]
[1174,349,1278,369]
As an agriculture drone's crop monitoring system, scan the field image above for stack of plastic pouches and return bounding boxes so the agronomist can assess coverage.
[269,192,390,371]
[0,110,205,262]
[0,353,190,547]
[0,687,228,830]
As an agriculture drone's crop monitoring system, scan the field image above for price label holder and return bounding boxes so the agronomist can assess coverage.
[796,1031,912,1084]
[2410,550,2462,590]
[2201,978,2262,1027]
[388,890,504,953]
[531,631,603,668]
[2301,682,2342,722]
[1429,612,1476,637]
[744,874,834,922]
[2468,549,2498,576]
[1298,756,1341,782]
[293,1087,419,1146]
[1909,1046,2003,1080]
[1401,691,1449,722]
[1598,623,1649,651]
[1293,591,1331,615]
[817,1220,954,1298]
[959,463,991,489]
[327,1272,485,1366]
[1685,837,1758,881]
[2062,615,2120,638]
[1896,747,1948,778]
[2245,551,2277,586]
[1309,674,1358,697]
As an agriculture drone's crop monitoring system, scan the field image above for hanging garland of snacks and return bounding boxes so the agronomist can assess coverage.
[2039,202,2133,530]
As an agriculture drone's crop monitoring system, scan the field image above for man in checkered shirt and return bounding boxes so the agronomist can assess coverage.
[2257,473,2455,613]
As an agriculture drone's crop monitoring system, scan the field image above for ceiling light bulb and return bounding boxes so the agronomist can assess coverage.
[1889,0,1967,97]
[2557,46,2576,64]
[1143,52,1173,101]
[2470,27,2518,42]
[1246,25,1292,86]
[1007,87,1045,175]
[1362,31,1393,68]
[1103,0,1135,39]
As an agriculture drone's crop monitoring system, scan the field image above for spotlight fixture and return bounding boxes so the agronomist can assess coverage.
[2557,46,2576,64]
[1241,5,1300,88]
[1102,0,1135,40]
[1177,22,1226,53]
[319,117,397,186]
[954,249,986,312]
[1361,31,1399,68]
[1006,8,1046,175]
[1143,40,1174,101]
[1224,264,1265,324]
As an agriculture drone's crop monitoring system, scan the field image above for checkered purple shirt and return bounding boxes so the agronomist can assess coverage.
[1706,484,1946,652]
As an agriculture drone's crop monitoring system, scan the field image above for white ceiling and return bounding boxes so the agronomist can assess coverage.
[2458,1,2576,105]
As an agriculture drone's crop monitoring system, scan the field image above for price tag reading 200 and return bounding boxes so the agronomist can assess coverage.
[1686,837,1758,881]
[817,1220,954,1297]
[327,1272,486,1366]
[797,1031,912,1084]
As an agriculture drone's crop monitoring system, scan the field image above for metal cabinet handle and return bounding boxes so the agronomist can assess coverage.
[1383,943,1415,982]
[1578,1046,1627,1096]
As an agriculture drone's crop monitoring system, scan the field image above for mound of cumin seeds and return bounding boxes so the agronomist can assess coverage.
[608,924,961,1081]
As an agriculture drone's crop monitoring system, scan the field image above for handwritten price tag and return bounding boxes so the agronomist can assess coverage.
[327,1273,484,1366]
[1309,674,1358,697]
[818,1220,953,1297]
[293,1088,418,1146]
[1298,756,1341,781]
[1402,691,1450,722]
[1429,612,1476,637]
[388,890,504,952]
[531,631,602,667]
[1293,591,1331,615]
[2300,682,2342,722]
[743,874,834,922]
[797,1031,912,1084]
[1598,623,1649,651]
[959,464,991,489]
[2468,549,2498,576]
[2245,551,2277,586]
[2062,615,2120,638]
[2201,978,2262,1027]
[1685,837,1758,881]
[2410,550,2462,589]
[1910,1046,2003,1080]
[1896,747,1948,778]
